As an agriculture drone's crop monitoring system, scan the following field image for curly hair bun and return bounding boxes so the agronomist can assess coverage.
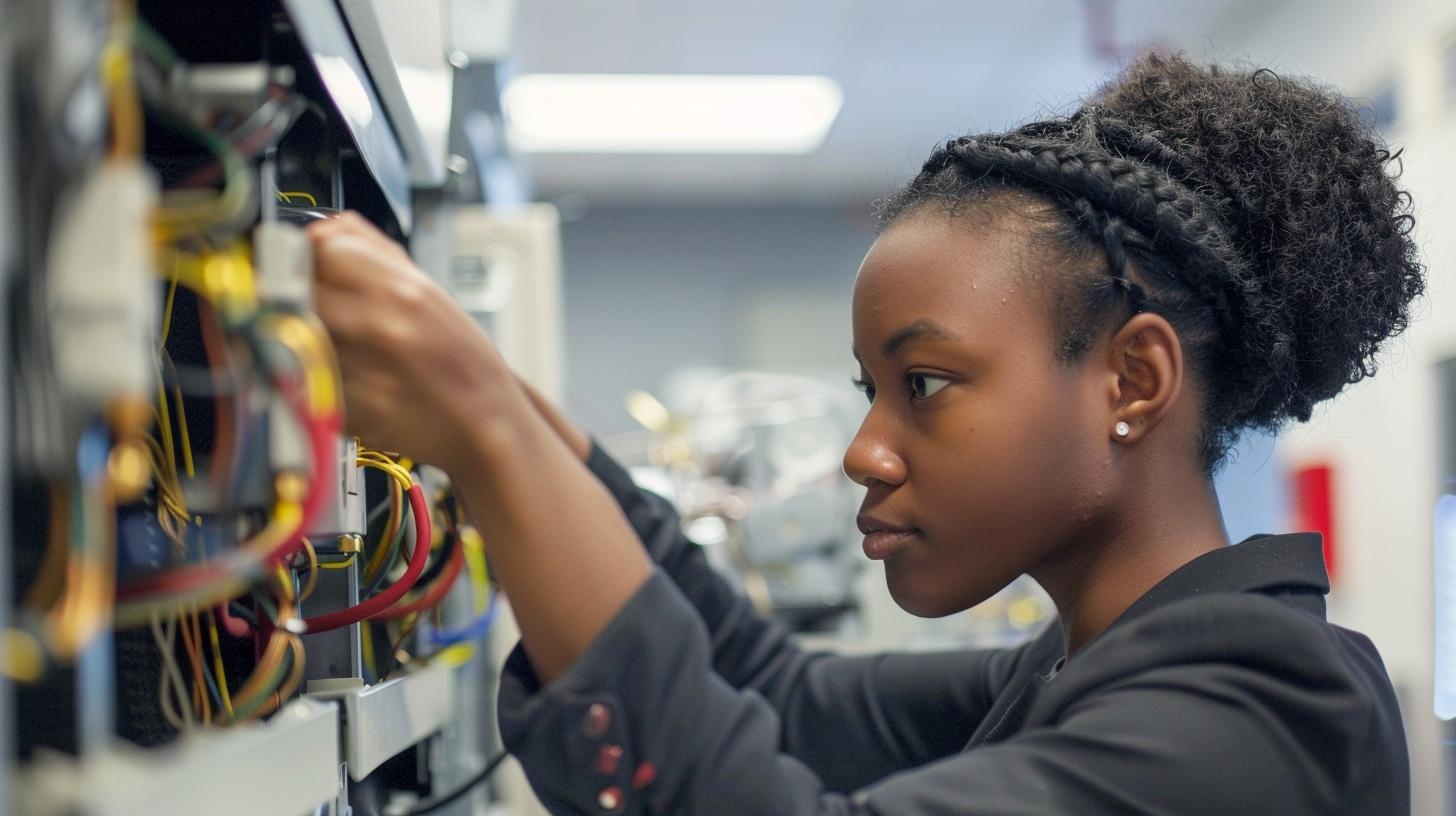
[1095,54,1423,427]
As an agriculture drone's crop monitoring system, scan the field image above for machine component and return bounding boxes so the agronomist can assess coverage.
[310,661,454,783]
[15,698,342,816]
[44,161,158,428]
[252,220,313,308]
[278,0,413,232]
[301,436,367,542]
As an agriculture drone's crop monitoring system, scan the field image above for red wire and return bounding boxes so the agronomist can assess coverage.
[216,601,251,637]
[115,378,338,600]
[265,376,338,564]
[369,541,464,621]
[299,483,432,634]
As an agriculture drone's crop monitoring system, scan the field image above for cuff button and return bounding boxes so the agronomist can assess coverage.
[583,702,612,738]
[597,786,624,812]
[631,761,658,790]
[595,744,624,775]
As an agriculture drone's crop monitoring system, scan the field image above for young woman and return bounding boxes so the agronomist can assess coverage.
[308,54,1422,814]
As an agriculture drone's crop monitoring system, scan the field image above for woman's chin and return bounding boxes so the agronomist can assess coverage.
[885,566,1000,619]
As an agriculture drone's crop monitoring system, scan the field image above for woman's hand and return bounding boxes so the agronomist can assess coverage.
[306,212,526,474]
[307,212,652,683]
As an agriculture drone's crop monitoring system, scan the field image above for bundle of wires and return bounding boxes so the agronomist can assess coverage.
[39,425,118,658]
[151,564,306,729]
[300,453,440,633]
[425,526,498,648]
[114,308,343,626]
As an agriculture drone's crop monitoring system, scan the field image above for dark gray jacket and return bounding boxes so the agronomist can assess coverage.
[497,444,1410,814]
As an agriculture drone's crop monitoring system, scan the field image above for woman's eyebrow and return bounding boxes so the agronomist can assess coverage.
[883,319,957,356]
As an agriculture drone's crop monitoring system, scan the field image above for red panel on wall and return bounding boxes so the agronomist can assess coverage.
[1292,464,1337,583]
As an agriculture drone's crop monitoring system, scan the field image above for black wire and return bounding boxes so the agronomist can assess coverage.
[399,751,509,816]
[411,527,461,593]
[373,527,463,680]
[226,601,259,628]
[362,510,412,600]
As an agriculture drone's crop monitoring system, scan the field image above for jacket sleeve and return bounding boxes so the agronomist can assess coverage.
[578,442,1020,789]
[497,580,1399,816]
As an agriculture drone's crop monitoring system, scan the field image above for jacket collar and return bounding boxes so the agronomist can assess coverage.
[1113,533,1331,628]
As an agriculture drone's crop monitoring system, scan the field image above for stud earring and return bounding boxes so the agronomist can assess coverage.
[1114,421,1131,438]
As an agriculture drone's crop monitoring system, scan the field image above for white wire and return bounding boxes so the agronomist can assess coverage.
[151,613,194,730]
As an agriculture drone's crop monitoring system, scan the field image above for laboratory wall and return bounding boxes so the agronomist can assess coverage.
[559,204,874,435]
[1198,1,1456,812]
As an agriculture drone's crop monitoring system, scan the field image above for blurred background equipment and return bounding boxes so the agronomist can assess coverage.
[615,370,870,631]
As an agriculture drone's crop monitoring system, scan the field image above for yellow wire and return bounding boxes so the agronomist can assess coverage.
[297,538,319,603]
[274,565,295,603]
[363,475,404,584]
[154,244,258,321]
[206,611,234,720]
[172,384,195,478]
[357,453,411,487]
[160,262,180,345]
[266,314,342,414]
[275,191,318,206]
[461,527,490,616]
[317,556,356,570]
[102,0,142,160]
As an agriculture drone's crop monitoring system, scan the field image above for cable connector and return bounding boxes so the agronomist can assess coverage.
[46,160,159,423]
[253,220,313,308]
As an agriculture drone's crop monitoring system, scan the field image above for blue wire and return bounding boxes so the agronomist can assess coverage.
[202,658,225,712]
[425,590,501,647]
[77,423,111,482]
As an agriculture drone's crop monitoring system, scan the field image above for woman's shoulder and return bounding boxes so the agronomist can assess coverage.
[1043,590,1405,759]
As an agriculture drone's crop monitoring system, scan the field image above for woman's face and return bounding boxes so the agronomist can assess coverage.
[846,209,1118,617]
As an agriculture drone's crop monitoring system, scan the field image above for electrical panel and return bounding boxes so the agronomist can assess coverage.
[0,1,537,814]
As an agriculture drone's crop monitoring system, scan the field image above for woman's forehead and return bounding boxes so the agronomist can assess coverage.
[852,214,1042,340]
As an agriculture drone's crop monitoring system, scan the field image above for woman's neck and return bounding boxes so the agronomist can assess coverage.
[1032,465,1230,657]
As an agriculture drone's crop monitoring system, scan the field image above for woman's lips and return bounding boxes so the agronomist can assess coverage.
[858,514,919,560]
[862,529,917,560]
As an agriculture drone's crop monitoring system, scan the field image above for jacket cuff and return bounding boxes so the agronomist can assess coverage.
[584,440,650,514]
[497,570,710,813]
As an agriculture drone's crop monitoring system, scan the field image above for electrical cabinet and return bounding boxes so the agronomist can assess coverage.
[0,1,542,813]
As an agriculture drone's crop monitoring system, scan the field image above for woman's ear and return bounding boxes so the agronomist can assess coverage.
[1105,312,1183,443]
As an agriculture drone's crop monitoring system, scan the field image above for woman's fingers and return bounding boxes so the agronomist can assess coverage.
[306,210,521,470]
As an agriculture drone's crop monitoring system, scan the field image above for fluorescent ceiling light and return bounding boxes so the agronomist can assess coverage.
[503,74,843,154]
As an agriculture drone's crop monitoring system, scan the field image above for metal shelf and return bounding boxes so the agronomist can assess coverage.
[309,661,455,782]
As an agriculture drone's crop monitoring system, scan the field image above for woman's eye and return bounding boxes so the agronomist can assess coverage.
[851,377,876,404]
[908,374,951,400]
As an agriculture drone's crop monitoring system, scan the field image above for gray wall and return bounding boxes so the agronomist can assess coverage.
[559,204,876,435]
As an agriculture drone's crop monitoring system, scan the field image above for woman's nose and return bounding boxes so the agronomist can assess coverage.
[843,409,907,488]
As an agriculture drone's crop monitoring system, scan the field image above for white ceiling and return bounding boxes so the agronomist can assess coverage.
[512,0,1275,205]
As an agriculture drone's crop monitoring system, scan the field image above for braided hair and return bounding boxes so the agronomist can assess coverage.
[874,54,1424,469]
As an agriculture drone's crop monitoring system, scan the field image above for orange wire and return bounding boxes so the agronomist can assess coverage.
[178,609,211,723]
[364,477,403,583]
[192,611,212,722]
[195,298,235,496]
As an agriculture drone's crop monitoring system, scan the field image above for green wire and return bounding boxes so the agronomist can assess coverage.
[362,508,411,599]
[134,17,179,69]
[229,648,292,721]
